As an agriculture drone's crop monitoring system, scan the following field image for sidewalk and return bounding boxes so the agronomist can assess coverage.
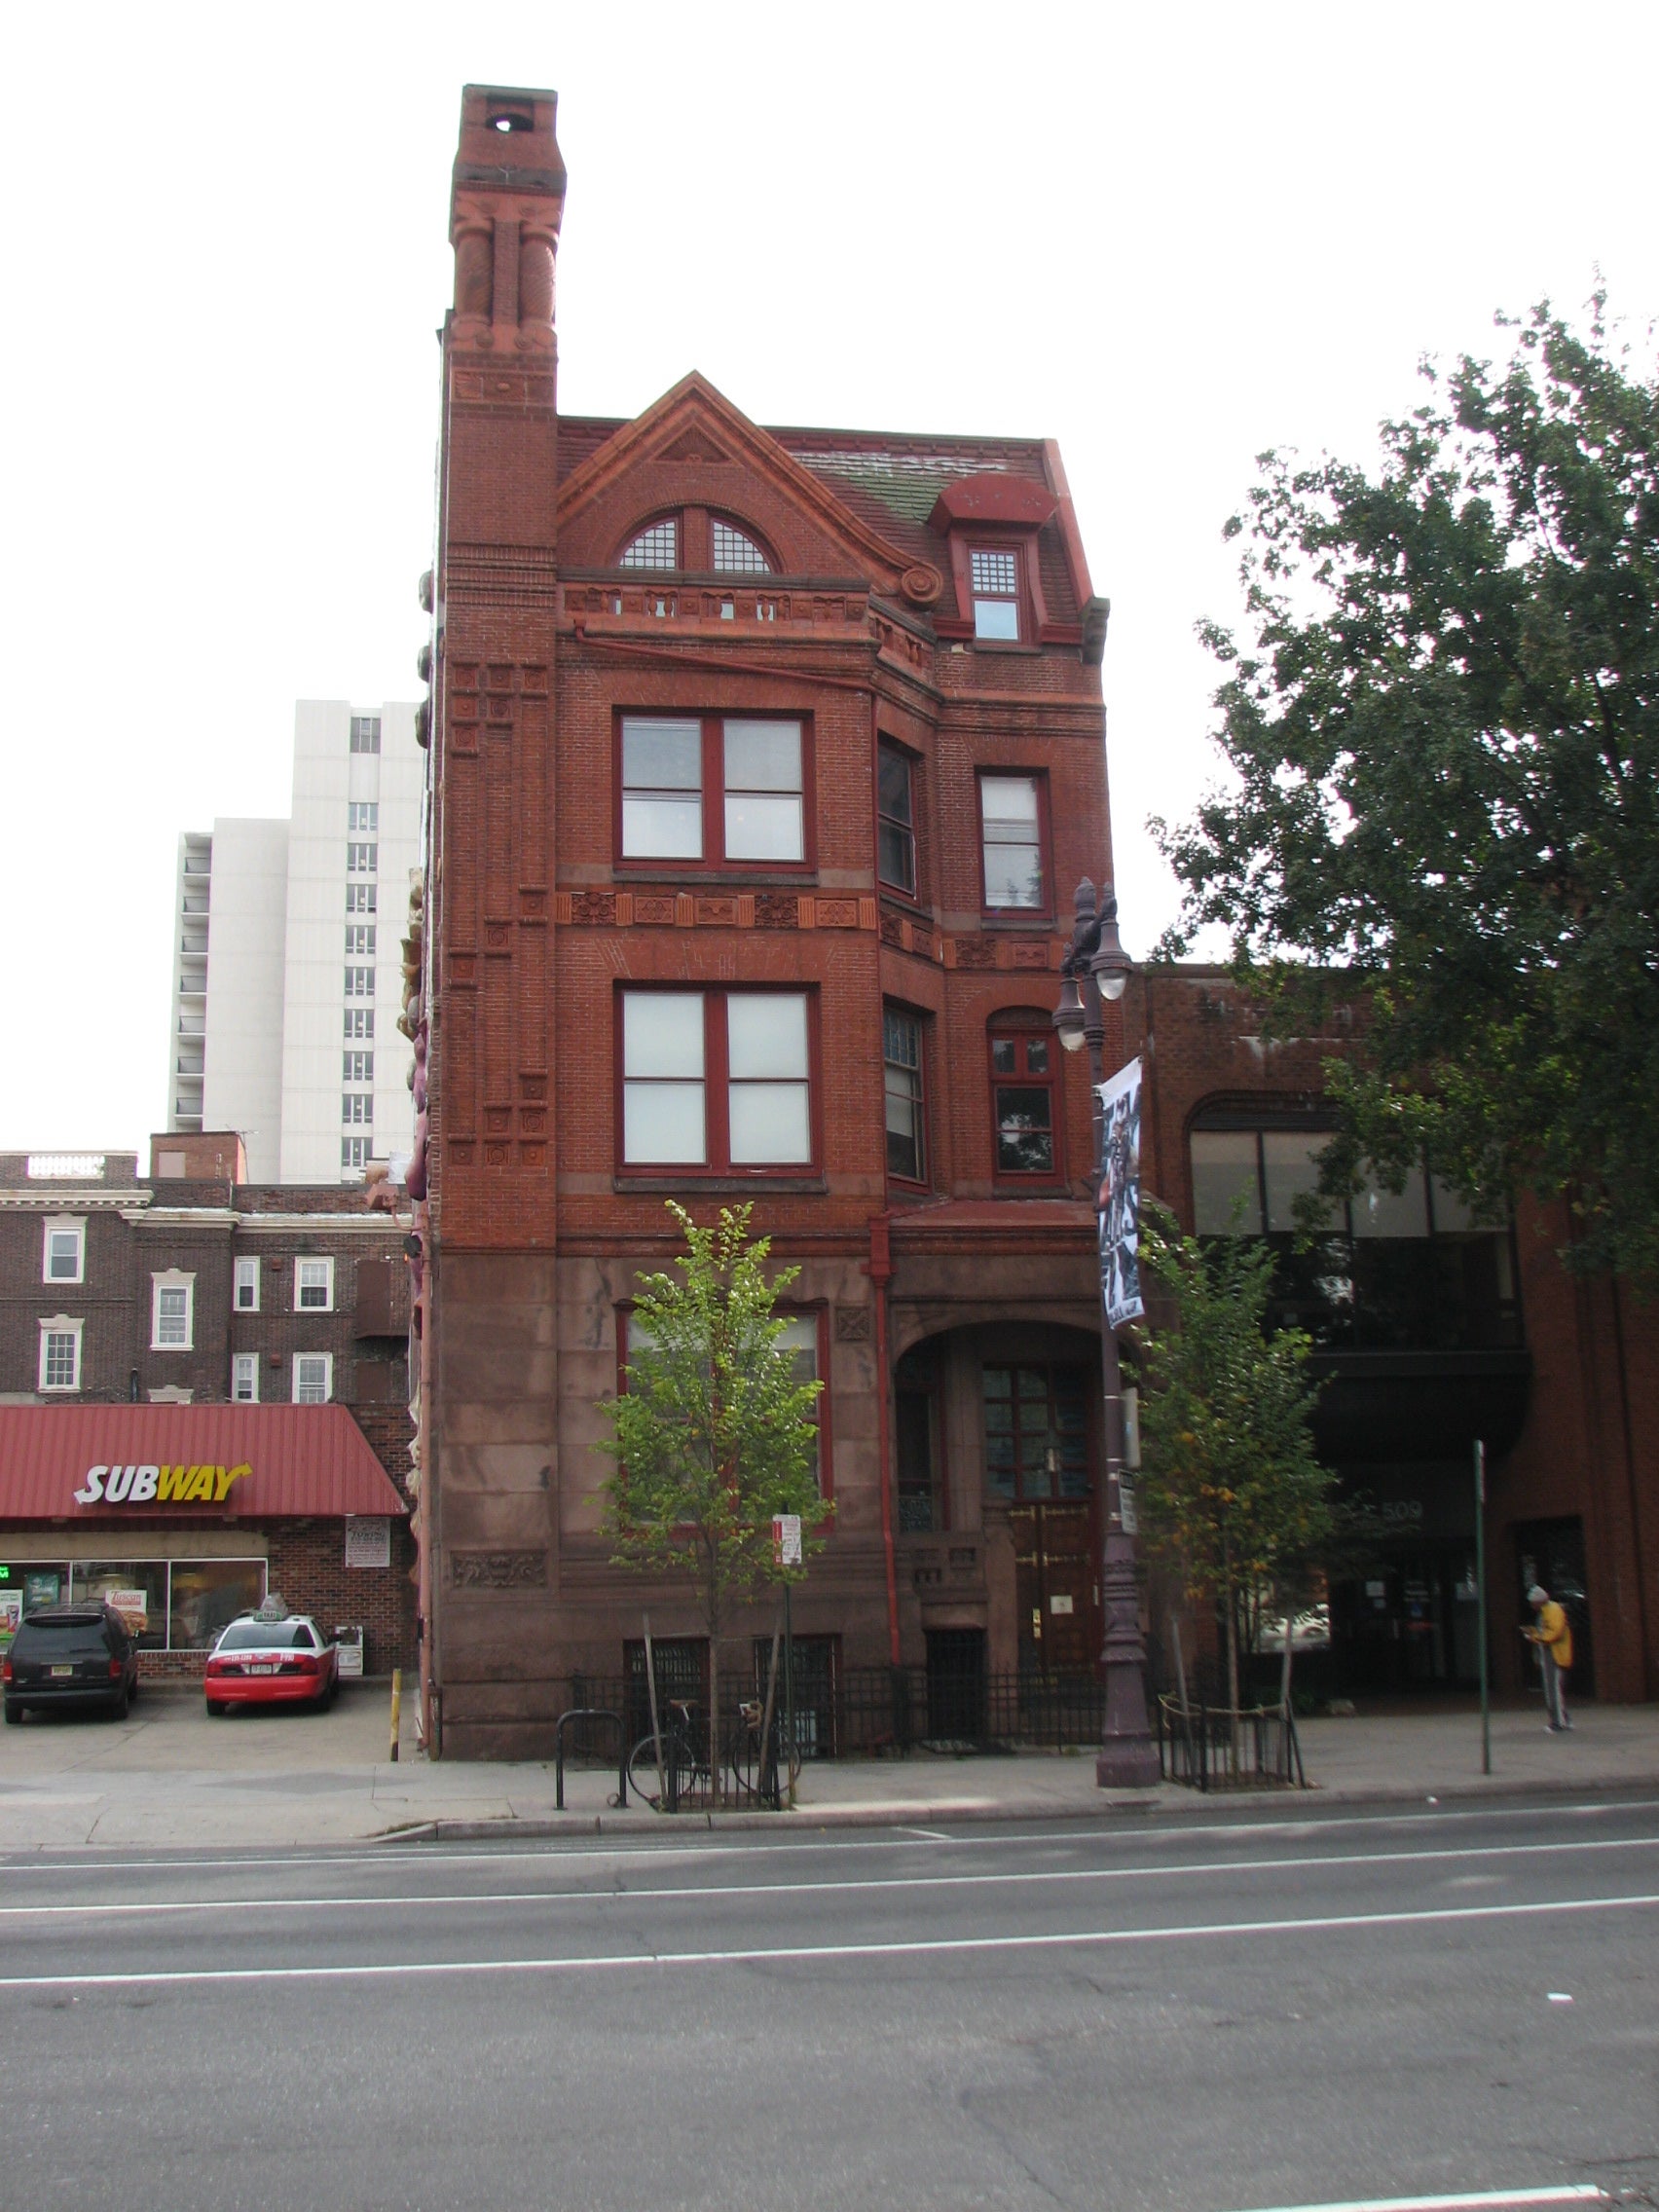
[0,1684,1653,1851]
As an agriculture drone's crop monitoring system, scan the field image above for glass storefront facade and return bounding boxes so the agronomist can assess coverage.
[0,1558,267,1650]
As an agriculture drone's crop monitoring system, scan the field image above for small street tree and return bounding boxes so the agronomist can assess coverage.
[595,1202,830,1800]
[1132,1206,1334,1722]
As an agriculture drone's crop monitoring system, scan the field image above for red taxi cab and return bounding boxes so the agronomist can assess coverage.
[204,1602,338,1715]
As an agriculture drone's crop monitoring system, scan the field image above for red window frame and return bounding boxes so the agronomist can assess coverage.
[977,769,1052,918]
[988,1014,1063,1182]
[876,738,919,901]
[616,985,821,1177]
[882,1002,929,1191]
[617,1299,833,1502]
[616,514,682,569]
[969,545,1023,641]
[615,712,816,873]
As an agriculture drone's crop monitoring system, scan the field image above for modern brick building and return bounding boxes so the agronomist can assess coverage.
[412,87,1655,1756]
[0,1138,416,1676]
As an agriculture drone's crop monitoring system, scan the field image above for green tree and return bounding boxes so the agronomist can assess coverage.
[1133,1207,1333,1721]
[1157,301,1659,1277]
[596,1202,830,1799]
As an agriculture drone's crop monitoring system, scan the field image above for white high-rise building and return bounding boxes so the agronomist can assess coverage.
[166,702,424,1184]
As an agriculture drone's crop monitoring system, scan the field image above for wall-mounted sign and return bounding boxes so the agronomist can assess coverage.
[1050,1594,1075,1616]
[72,1464,252,1508]
[345,1516,391,1569]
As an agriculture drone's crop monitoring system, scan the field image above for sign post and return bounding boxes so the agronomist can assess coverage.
[1475,1438,1491,1776]
[773,1514,802,1807]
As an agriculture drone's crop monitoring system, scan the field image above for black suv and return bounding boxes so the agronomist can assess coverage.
[3,1604,140,1723]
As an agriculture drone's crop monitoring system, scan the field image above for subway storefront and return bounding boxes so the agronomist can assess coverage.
[0,1405,411,1676]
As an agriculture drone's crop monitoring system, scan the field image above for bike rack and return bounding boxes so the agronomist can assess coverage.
[553,1708,628,1811]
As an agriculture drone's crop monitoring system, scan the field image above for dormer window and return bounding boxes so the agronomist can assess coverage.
[970,549,1022,641]
[711,519,772,574]
[620,517,681,569]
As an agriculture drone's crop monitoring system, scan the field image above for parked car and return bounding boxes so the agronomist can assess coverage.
[204,1610,338,1715]
[3,1604,140,1723]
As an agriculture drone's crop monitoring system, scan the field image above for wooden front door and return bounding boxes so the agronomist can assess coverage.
[1012,1502,1099,1672]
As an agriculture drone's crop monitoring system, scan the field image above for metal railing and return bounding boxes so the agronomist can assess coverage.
[552,1666,1108,1764]
[1155,1694,1307,1790]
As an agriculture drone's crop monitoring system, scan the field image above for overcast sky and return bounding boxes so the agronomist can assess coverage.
[4,0,1655,1156]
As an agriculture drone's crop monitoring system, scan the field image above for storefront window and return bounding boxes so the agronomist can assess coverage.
[69,1561,170,1650]
[168,1559,267,1650]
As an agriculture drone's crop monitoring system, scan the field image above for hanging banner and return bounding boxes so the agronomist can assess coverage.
[1095,1057,1144,1329]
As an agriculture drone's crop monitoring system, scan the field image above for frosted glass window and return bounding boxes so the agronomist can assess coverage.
[623,993,707,1163]
[621,718,703,858]
[1351,1162,1429,1238]
[1192,1131,1262,1235]
[723,721,803,861]
[1263,1132,1340,1233]
[980,776,1044,908]
[727,993,809,1162]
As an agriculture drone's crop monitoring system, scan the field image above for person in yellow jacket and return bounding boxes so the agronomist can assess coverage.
[1526,1585,1574,1731]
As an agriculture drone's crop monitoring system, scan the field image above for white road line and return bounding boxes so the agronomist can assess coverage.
[0,1829,1652,1920]
[0,1888,1652,1990]
[1222,2188,1602,2212]
[1,1797,1654,1881]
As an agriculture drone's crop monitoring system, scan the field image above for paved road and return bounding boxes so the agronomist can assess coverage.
[2,1794,1654,2211]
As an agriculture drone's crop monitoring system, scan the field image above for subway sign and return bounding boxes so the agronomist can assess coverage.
[73,1463,252,1507]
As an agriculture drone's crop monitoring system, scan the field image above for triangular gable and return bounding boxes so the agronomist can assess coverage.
[556,373,943,607]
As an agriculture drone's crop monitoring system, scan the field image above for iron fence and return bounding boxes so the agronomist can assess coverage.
[551,1664,1108,1764]
[1155,1693,1307,1790]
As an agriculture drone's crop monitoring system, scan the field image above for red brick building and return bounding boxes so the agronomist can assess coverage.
[416,87,1655,1754]
[418,89,1124,1756]
[0,1136,416,1676]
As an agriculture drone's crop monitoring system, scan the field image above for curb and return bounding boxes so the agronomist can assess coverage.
[363,1768,1659,1844]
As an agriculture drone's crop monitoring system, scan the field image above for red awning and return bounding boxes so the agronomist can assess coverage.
[0,1405,408,1523]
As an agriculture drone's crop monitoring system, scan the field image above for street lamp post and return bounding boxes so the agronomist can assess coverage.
[1054,877,1161,1788]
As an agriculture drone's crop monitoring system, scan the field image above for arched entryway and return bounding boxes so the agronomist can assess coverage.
[890,1319,1105,1683]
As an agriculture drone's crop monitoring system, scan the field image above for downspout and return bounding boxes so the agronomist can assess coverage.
[867,1212,901,1667]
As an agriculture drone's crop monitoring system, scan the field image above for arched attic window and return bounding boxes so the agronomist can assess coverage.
[614,512,775,574]
[710,518,772,573]
[618,516,681,569]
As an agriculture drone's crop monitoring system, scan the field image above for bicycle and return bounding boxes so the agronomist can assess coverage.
[626,1697,788,1810]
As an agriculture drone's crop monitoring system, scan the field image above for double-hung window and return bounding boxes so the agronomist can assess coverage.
[151,1272,195,1350]
[978,773,1049,911]
[43,1219,85,1284]
[620,990,813,1171]
[39,1318,83,1392]
[619,716,808,866]
[234,1257,260,1312]
[232,1352,259,1403]
[883,1006,927,1185]
[296,1257,334,1312]
[970,548,1022,641]
[877,741,917,897]
[294,1353,333,1404]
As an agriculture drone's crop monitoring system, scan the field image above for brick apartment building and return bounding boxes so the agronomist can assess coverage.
[412,87,1655,1755]
[0,1137,416,1676]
